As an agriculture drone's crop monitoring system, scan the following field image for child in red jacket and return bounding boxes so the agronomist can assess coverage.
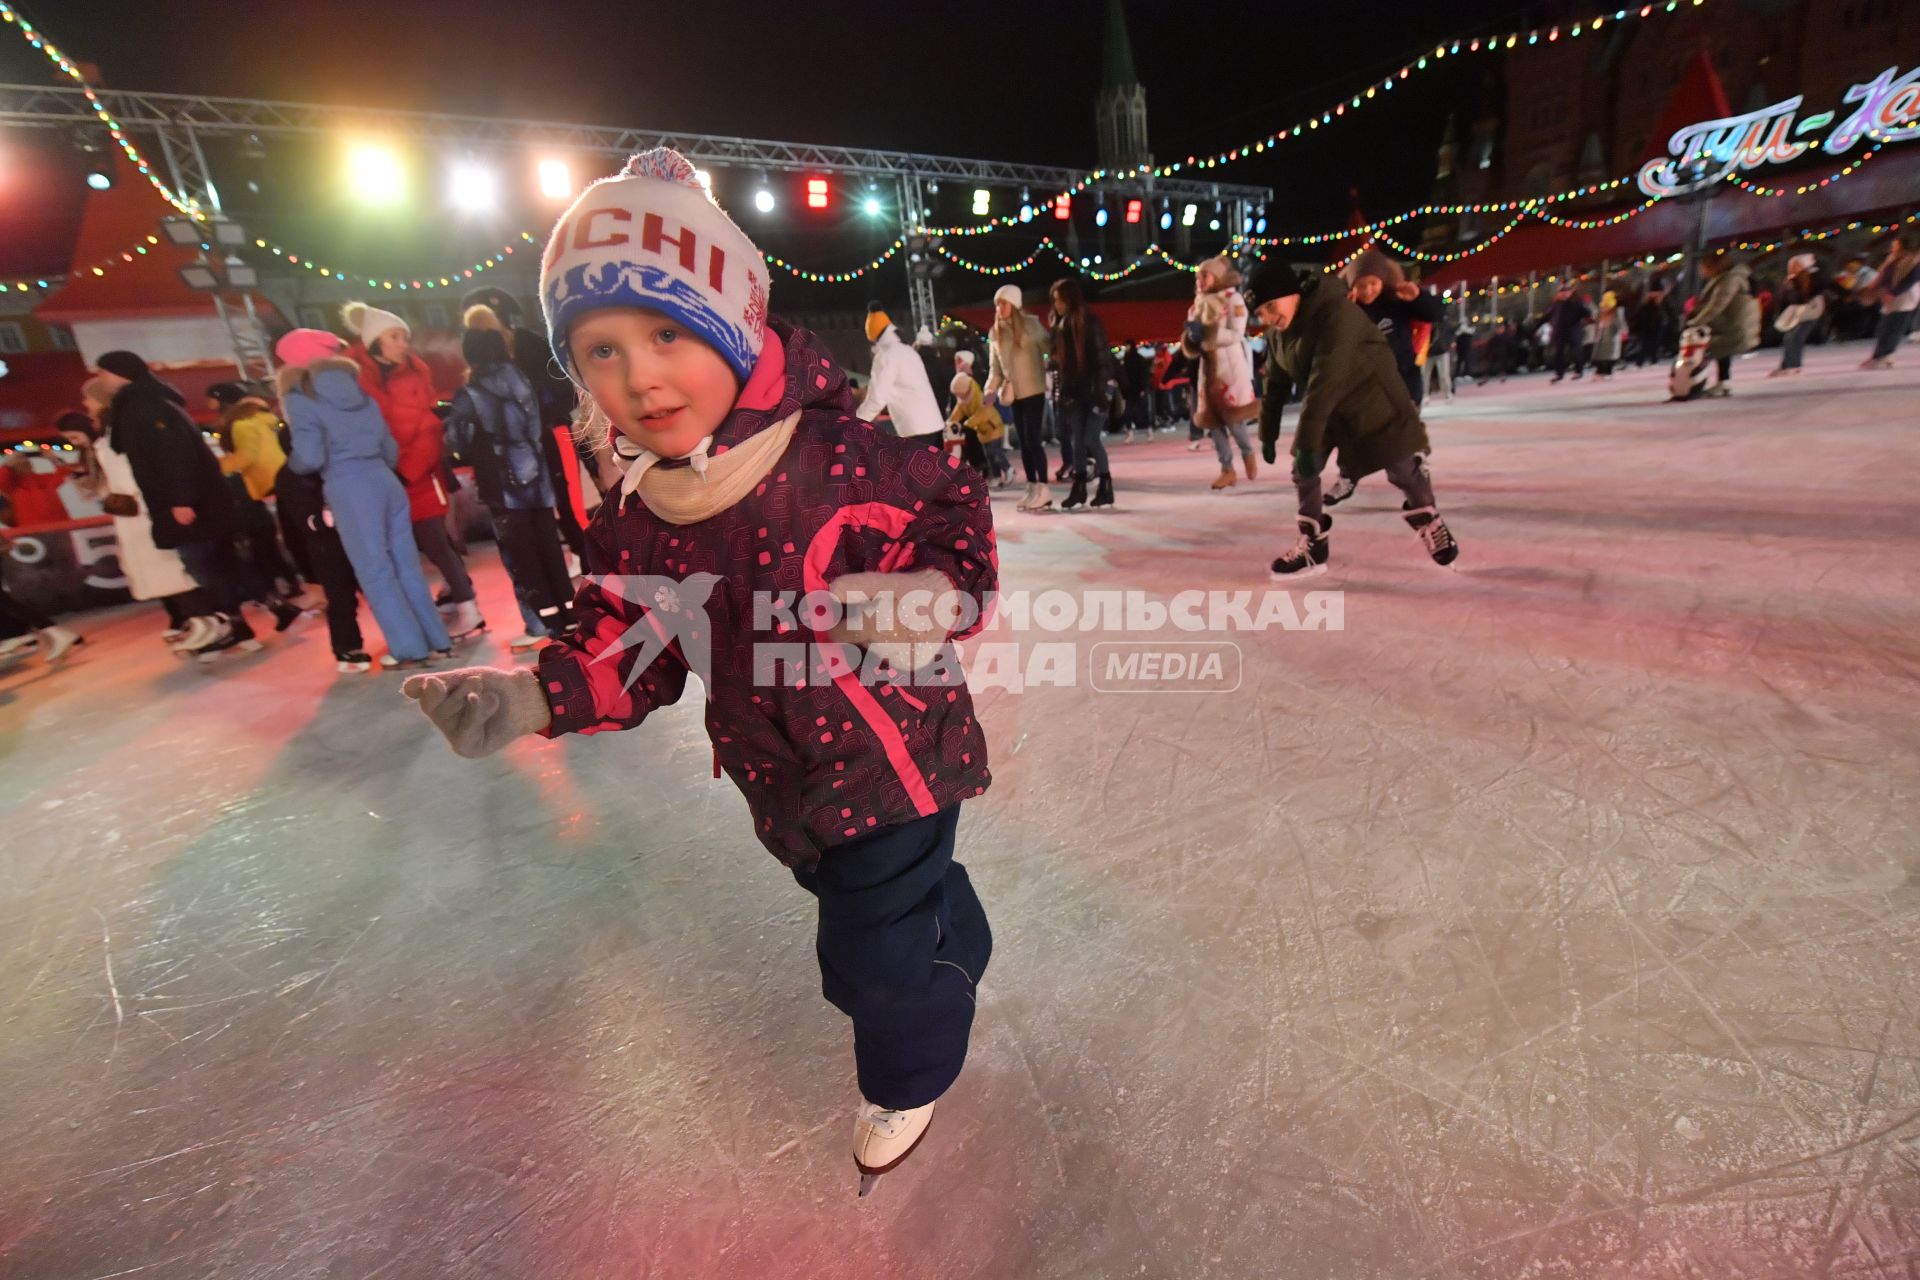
[342,301,483,639]
[402,148,996,1195]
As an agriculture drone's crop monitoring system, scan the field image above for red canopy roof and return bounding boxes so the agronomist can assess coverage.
[37,153,225,323]
[946,299,1192,347]
[1643,50,1733,164]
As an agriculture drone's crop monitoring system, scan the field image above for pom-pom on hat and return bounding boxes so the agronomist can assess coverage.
[539,146,768,384]
[342,301,409,350]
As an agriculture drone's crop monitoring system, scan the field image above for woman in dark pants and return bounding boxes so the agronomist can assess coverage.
[983,283,1055,513]
[272,463,370,671]
[1047,278,1118,511]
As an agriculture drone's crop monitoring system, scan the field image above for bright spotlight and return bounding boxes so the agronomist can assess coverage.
[86,166,114,191]
[754,187,775,213]
[1159,211,1173,230]
[537,159,573,199]
[347,143,406,205]
[1181,203,1198,227]
[863,196,882,216]
[449,162,499,213]
[971,188,990,216]
[1095,207,1109,227]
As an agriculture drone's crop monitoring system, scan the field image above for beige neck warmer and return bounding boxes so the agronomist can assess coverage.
[610,412,799,525]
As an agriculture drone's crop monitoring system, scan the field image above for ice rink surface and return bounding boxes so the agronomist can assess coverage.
[3,343,1917,1279]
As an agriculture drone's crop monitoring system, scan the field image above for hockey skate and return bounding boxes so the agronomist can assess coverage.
[1270,514,1331,579]
[170,614,230,657]
[1322,474,1358,507]
[268,598,304,633]
[444,599,487,641]
[1402,503,1460,568]
[196,616,263,664]
[853,1099,935,1197]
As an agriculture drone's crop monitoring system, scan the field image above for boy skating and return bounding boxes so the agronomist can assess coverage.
[403,149,997,1195]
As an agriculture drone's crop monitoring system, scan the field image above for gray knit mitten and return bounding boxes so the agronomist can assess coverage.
[826,569,961,673]
[402,667,553,759]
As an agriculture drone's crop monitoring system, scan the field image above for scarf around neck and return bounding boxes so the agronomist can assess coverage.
[609,412,798,525]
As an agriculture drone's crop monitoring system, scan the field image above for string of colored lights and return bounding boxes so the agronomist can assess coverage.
[912,0,1710,234]
[1371,213,1531,262]
[763,238,906,283]
[1157,0,1710,180]
[0,0,1897,300]
[247,232,538,290]
[0,233,175,295]
[0,2,201,217]
[1726,134,1899,197]
[1529,197,1663,230]
[16,0,1912,299]
[1714,210,1919,256]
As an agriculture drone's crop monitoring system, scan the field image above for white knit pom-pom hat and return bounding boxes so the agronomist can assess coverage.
[539,147,769,383]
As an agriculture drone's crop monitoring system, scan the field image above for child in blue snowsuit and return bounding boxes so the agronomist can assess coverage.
[278,328,451,667]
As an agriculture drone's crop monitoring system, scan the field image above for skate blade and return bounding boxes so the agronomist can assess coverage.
[198,640,264,664]
[853,1108,935,1196]
[1270,564,1329,581]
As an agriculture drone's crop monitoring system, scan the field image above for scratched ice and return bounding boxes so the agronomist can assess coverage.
[2,342,1916,1278]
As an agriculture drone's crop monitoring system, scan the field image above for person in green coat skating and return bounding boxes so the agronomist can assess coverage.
[1247,263,1460,577]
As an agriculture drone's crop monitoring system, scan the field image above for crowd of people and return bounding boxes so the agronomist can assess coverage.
[0,286,594,673]
[1450,227,1920,388]
[5,211,1915,676]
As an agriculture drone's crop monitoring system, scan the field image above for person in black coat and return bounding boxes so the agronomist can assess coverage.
[1118,342,1152,438]
[1047,278,1118,510]
[94,351,298,650]
[463,287,592,562]
[1544,286,1593,381]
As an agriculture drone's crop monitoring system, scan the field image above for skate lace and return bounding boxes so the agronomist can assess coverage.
[1278,529,1316,564]
[856,1102,909,1138]
[1419,517,1455,556]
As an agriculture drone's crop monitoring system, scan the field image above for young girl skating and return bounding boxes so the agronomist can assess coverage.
[403,149,997,1196]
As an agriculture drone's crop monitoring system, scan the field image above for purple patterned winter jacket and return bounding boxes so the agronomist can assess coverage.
[535,319,996,869]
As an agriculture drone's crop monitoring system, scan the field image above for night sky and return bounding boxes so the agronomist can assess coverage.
[3,0,1533,309]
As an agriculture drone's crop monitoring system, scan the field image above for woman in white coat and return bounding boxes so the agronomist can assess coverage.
[1183,257,1260,490]
[79,376,201,642]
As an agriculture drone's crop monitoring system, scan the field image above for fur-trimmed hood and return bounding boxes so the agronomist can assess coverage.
[277,356,370,412]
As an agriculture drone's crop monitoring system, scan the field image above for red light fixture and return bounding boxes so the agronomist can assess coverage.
[1125,198,1143,224]
[1054,195,1071,221]
[806,177,829,209]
